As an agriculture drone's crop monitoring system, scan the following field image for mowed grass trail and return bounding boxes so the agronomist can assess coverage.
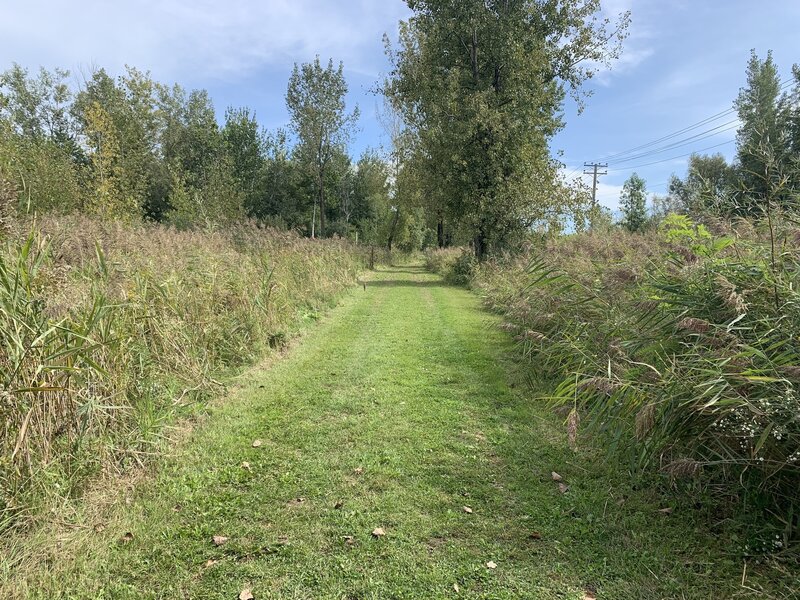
[19,265,794,599]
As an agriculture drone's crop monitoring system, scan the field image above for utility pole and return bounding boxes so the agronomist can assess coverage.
[583,162,608,208]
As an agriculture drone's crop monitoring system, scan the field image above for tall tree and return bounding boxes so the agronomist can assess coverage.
[223,106,265,213]
[384,0,629,258]
[620,172,647,232]
[668,153,735,215]
[734,50,790,212]
[286,57,359,237]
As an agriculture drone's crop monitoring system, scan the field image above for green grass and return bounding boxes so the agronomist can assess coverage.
[5,264,797,598]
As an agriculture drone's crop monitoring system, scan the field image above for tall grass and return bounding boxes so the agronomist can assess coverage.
[0,215,363,530]
[429,217,800,551]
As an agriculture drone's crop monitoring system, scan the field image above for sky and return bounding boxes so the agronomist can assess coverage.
[1,0,798,212]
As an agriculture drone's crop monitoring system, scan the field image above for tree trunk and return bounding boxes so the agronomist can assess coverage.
[473,224,487,261]
[318,184,326,237]
[387,208,400,251]
[437,214,445,248]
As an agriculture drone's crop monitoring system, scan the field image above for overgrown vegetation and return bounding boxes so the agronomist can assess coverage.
[428,215,800,553]
[0,216,362,530]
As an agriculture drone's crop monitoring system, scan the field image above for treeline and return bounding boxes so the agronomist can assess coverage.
[0,60,431,251]
[618,51,800,232]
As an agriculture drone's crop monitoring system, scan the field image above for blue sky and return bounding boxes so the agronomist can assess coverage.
[1,0,798,211]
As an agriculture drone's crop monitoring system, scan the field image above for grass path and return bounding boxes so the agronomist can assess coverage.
[21,265,795,599]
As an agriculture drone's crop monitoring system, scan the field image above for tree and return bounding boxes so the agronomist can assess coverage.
[668,153,735,215]
[734,50,791,212]
[384,0,629,258]
[83,100,138,219]
[620,172,647,232]
[286,57,359,238]
[223,106,265,213]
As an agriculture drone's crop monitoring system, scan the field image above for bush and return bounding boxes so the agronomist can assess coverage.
[425,247,475,284]
[0,215,364,529]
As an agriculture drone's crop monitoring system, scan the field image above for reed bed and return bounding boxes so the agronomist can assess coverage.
[428,217,800,551]
[0,215,363,531]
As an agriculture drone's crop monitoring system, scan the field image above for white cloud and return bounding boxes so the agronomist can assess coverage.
[0,0,410,82]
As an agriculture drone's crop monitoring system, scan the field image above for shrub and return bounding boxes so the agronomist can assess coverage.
[425,247,474,284]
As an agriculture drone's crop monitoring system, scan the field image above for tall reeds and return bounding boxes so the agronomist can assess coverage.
[0,215,363,530]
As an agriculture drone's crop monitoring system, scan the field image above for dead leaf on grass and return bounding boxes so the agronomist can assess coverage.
[462,506,473,514]
[371,527,386,538]
[486,561,497,569]
[239,588,254,600]
[353,467,364,475]
[120,532,134,544]
[204,559,219,568]
[658,507,674,515]
[557,483,570,494]
[334,500,344,509]
[529,531,542,540]
[241,461,251,471]
[582,590,597,600]
[212,535,229,546]
[343,535,355,545]
[551,471,563,482]
[453,583,460,593]
[251,440,263,448]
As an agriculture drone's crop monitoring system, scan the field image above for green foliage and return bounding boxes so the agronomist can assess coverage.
[619,172,647,232]
[286,57,359,237]
[384,0,629,257]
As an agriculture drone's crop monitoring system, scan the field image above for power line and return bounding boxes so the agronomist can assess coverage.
[598,108,736,163]
[590,78,795,165]
[607,120,740,166]
[607,139,735,172]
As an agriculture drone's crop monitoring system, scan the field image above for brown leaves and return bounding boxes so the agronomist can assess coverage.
[251,439,263,448]
[658,507,674,515]
[462,506,473,514]
[551,470,569,493]
[239,588,254,600]
[486,561,497,569]
[371,527,386,538]
[120,532,134,544]
[333,500,344,510]
[212,535,229,546]
[343,535,355,545]
[529,531,542,540]
[241,461,251,471]
[353,466,364,475]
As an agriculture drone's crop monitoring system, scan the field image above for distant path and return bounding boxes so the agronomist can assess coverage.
[43,264,783,599]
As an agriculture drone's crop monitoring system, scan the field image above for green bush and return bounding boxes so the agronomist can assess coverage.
[425,247,475,284]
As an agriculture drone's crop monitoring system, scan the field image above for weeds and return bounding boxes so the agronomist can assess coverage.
[430,218,800,551]
[0,215,363,531]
